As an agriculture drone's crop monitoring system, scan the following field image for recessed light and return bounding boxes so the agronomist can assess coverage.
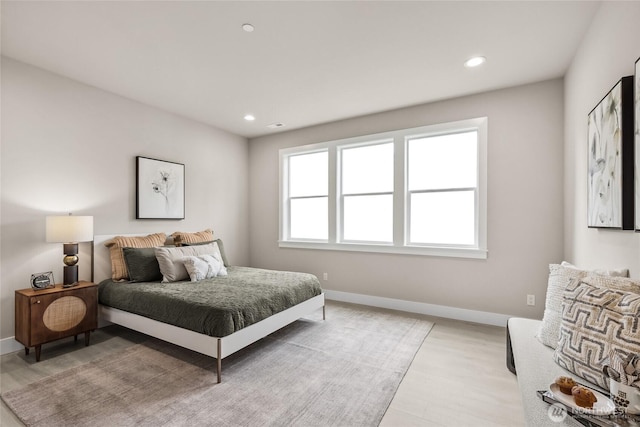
[244,114,255,121]
[267,122,286,129]
[464,56,486,68]
[242,23,254,33]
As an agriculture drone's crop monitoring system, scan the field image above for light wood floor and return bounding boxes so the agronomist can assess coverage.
[1,302,524,426]
[380,316,524,426]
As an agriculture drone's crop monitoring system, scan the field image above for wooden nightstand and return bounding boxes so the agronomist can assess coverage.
[15,281,98,361]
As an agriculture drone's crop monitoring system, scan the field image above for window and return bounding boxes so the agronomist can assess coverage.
[407,131,477,246]
[279,117,487,259]
[286,151,328,240]
[341,142,394,243]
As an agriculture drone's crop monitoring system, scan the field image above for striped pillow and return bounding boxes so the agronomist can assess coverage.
[171,229,213,245]
[104,233,166,280]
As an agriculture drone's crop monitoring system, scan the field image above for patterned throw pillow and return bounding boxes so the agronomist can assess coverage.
[537,264,633,349]
[104,233,166,281]
[553,278,640,389]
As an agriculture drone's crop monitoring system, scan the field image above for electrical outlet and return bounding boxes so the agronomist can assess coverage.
[527,294,535,306]
[323,272,328,281]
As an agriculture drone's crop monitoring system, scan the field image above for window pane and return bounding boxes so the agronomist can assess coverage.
[410,191,475,245]
[342,143,393,194]
[290,197,328,240]
[289,152,327,197]
[343,194,392,242]
[408,131,477,191]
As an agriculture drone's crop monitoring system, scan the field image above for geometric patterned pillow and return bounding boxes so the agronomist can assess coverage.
[553,279,640,389]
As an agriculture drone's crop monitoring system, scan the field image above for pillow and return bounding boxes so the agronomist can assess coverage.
[537,263,635,349]
[536,264,587,348]
[122,247,162,282]
[104,233,166,280]
[560,261,629,278]
[171,229,213,245]
[553,277,640,389]
[182,239,229,266]
[182,254,228,281]
[154,243,225,282]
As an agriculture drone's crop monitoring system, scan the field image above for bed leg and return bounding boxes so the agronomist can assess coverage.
[323,305,326,321]
[217,338,222,384]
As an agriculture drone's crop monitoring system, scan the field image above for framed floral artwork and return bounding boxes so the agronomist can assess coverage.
[136,156,185,219]
[587,76,634,229]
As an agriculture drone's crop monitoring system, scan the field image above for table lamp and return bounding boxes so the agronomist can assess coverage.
[46,214,94,287]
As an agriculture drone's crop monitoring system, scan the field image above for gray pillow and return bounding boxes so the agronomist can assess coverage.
[182,239,229,266]
[122,247,162,282]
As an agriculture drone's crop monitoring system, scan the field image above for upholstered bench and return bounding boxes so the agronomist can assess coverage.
[508,317,584,426]
[507,263,636,426]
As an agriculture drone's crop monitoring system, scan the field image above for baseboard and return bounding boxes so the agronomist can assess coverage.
[0,336,24,356]
[324,290,511,327]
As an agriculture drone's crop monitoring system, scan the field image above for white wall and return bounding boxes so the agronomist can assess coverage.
[249,79,564,320]
[564,2,640,275]
[0,57,250,340]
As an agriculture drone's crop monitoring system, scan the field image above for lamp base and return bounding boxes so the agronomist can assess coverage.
[64,265,78,286]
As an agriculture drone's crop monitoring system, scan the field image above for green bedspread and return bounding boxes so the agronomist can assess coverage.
[98,266,322,337]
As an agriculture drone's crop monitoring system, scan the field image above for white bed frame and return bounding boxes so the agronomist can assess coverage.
[93,234,325,383]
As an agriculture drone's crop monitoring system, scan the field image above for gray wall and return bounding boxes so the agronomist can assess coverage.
[0,58,250,340]
[249,79,565,319]
[564,2,640,276]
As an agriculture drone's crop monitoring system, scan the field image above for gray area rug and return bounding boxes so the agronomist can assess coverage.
[1,303,433,426]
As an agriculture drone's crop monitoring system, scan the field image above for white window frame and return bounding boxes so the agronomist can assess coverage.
[279,117,488,259]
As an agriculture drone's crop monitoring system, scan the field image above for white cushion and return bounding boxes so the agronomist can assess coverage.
[536,264,586,349]
[560,261,629,278]
[182,254,227,281]
[154,243,224,282]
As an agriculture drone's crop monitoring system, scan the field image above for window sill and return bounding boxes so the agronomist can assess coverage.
[278,241,488,259]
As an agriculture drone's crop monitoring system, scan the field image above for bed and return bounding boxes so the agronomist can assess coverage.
[93,234,325,383]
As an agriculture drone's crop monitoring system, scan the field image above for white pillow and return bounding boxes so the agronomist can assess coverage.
[154,243,225,282]
[536,264,586,349]
[560,261,629,277]
[182,254,227,281]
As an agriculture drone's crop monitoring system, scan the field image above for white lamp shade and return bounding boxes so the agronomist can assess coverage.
[46,216,94,243]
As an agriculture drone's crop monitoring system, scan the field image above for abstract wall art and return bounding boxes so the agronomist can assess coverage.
[136,156,185,220]
[587,76,634,230]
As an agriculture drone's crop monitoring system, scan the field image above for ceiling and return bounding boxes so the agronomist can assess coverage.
[1,1,600,139]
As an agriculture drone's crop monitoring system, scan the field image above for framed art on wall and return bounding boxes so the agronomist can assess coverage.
[587,76,634,230]
[136,156,185,220]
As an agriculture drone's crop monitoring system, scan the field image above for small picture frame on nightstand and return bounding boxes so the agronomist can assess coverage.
[30,272,54,290]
